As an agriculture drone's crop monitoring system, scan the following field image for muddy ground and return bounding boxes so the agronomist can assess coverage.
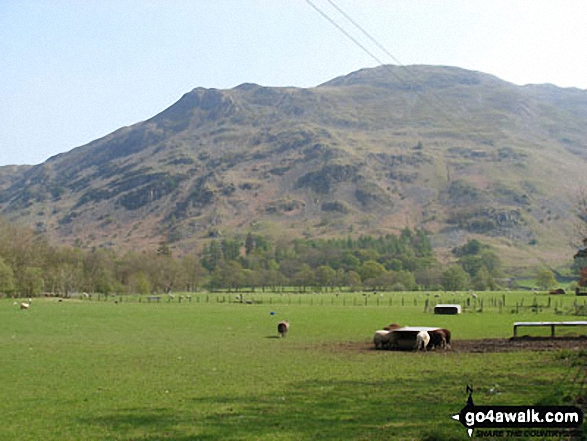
[451,336,587,353]
[327,336,587,354]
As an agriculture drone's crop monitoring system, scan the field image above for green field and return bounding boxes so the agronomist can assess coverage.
[1,291,586,440]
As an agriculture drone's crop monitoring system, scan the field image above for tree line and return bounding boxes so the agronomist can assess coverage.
[0,218,505,296]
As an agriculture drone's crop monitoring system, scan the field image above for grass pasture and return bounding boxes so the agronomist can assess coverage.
[1,291,586,440]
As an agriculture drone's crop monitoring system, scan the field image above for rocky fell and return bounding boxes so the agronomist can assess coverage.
[1,65,586,272]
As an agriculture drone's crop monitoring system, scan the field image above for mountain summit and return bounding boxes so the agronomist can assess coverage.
[1,65,585,270]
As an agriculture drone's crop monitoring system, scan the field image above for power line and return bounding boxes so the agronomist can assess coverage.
[304,0,422,117]
[307,0,471,141]
[325,0,403,66]
[304,0,386,67]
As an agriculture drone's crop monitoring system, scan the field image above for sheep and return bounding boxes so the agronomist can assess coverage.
[373,330,390,349]
[427,329,447,350]
[380,330,400,349]
[439,328,452,349]
[415,330,430,351]
[277,320,290,338]
[20,302,30,310]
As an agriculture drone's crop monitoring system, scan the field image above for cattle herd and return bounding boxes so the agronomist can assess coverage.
[373,323,452,351]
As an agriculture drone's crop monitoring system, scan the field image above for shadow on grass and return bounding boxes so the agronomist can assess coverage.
[78,377,463,440]
[207,378,460,440]
[77,407,201,440]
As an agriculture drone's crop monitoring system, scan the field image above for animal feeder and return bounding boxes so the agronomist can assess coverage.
[434,304,462,315]
[391,326,441,350]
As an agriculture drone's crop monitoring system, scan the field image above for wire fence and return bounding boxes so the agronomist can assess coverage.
[68,290,587,315]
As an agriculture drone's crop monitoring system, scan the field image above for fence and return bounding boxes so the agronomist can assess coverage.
[56,291,587,315]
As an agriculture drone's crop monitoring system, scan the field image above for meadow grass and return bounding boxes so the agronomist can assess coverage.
[0,291,585,440]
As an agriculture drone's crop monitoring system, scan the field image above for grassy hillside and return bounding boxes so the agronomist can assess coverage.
[0,65,585,274]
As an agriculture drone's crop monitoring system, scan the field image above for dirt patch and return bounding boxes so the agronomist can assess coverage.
[454,336,587,353]
[325,336,587,354]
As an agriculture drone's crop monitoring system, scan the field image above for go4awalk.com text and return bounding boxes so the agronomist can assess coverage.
[452,386,583,438]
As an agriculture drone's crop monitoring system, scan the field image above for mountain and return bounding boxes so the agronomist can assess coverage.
[1,65,586,274]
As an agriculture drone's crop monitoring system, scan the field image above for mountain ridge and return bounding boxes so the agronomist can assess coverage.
[1,64,585,274]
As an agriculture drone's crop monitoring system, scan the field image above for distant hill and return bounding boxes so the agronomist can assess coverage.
[1,65,586,274]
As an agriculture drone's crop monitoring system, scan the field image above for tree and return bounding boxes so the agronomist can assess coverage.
[415,266,442,290]
[573,189,587,284]
[201,240,223,272]
[181,255,205,292]
[472,266,496,291]
[245,233,256,255]
[575,189,587,245]
[359,260,387,282]
[130,271,151,295]
[346,270,362,291]
[153,255,183,293]
[453,239,484,257]
[442,266,469,291]
[16,267,44,297]
[579,267,587,288]
[315,265,336,291]
[83,249,115,294]
[458,255,484,277]
[293,264,314,292]
[393,270,417,291]
[221,238,241,261]
[156,241,172,257]
[536,269,557,290]
[0,257,15,295]
[209,261,246,291]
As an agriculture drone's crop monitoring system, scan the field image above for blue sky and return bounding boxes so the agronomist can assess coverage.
[2,0,586,166]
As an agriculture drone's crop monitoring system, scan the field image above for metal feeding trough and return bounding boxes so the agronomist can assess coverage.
[434,304,462,315]
[391,326,442,349]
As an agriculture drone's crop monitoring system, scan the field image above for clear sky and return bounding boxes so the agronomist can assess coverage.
[1,0,586,166]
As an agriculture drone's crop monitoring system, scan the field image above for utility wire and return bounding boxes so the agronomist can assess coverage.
[306,0,469,133]
[304,0,386,67]
[304,0,424,132]
[325,0,403,66]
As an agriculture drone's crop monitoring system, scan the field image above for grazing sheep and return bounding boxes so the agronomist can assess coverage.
[20,302,30,310]
[277,320,290,338]
[373,330,390,349]
[439,328,452,349]
[415,330,430,351]
[427,329,447,350]
[380,329,400,349]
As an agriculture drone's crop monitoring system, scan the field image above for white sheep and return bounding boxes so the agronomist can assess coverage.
[373,330,390,349]
[415,330,430,351]
[20,302,30,310]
